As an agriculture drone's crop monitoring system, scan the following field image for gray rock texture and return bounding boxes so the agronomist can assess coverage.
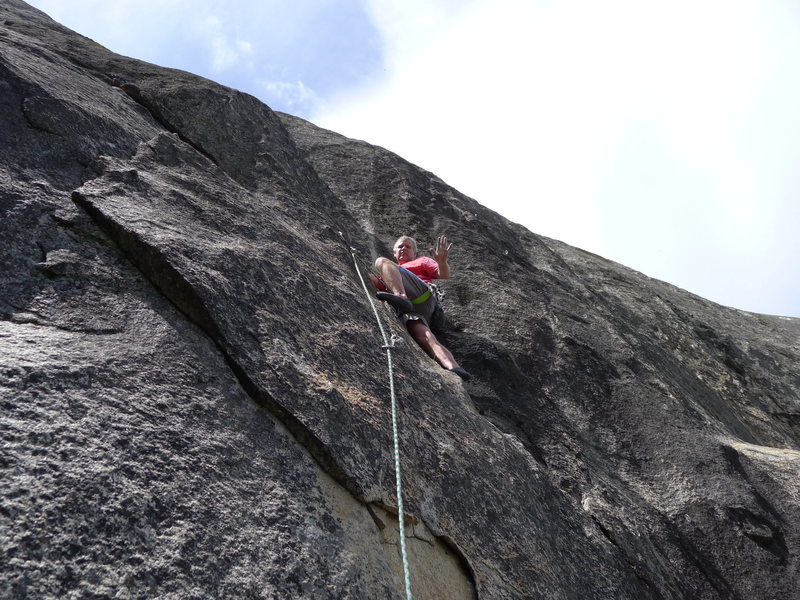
[1,1,798,598]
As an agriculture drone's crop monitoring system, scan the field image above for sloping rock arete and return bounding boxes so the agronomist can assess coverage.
[1,2,798,598]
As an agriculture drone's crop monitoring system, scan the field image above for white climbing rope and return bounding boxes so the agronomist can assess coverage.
[347,243,414,600]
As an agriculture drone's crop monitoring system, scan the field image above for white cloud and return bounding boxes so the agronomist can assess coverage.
[258,80,319,114]
[28,0,383,118]
[197,15,254,72]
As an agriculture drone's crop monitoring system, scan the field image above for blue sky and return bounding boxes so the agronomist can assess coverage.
[29,0,800,318]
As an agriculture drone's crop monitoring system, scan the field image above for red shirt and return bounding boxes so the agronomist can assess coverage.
[399,256,440,283]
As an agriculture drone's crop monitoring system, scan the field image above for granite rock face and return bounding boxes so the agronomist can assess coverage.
[2,2,798,599]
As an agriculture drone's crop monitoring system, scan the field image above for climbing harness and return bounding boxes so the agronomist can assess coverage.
[375,275,444,306]
[410,288,431,305]
[346,238,414,600]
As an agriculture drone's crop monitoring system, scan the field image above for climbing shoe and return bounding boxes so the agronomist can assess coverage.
[376,292,414,314]
[449,367,472,381]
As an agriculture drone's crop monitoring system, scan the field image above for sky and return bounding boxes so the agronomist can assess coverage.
[28,0,800,318]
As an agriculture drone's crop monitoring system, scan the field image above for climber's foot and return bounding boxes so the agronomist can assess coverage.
[448,367,472,381]
[376,292,414,314]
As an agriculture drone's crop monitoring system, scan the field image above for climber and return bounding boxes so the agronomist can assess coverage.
[370,235,471,380]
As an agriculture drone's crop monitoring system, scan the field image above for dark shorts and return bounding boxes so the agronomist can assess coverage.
[397,267,437,328]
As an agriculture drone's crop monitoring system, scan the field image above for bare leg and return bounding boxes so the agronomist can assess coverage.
[374,257,408,299]
[407,320,460,370]
[368,269,469,378]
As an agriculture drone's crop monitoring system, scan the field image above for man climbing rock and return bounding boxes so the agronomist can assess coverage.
[370,235,471,380]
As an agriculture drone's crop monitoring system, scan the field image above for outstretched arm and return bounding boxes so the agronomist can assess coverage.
[430,235,453,279]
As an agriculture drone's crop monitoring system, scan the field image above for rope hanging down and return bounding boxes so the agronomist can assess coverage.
[347,242,414,600]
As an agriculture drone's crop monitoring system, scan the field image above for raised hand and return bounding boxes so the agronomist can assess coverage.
[430,235,453,265]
